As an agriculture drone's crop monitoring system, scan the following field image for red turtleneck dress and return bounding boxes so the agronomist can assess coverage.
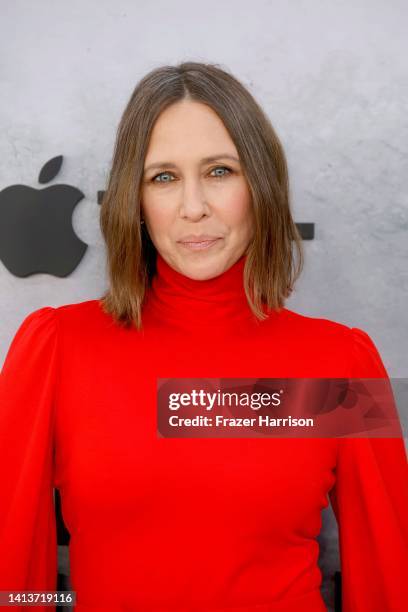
[0,252,407,612]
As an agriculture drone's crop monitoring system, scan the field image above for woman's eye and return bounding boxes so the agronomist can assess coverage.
[152,171,174,184]
[210,166,232,178]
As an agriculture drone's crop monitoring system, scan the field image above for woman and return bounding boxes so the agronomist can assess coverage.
[0,61,407,612]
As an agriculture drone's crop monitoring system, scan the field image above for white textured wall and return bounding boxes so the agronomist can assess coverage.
[1,1,407,609]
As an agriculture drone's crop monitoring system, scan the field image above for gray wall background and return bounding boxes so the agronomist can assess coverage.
[1,1,407,610]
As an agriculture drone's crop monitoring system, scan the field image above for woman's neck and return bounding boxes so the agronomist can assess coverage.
[143,252,261,335]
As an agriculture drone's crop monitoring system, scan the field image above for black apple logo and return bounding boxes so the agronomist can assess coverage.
[0,155,88,277]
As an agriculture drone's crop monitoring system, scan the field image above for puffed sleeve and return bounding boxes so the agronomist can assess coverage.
[0,307,59,610]
[329,327,408,611]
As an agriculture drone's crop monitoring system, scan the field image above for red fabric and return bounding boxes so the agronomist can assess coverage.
[0,251,407,611]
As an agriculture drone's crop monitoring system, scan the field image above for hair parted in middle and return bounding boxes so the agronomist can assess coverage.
[99,61,304,330]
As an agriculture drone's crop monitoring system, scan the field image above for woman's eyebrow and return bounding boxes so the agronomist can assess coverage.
[144,154,240,173]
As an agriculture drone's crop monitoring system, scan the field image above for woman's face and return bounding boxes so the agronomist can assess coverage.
[140,100,254,280]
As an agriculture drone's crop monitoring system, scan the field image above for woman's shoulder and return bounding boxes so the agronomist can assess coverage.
[279,306,372,337]
[19,298,102,320]
[14,300,115,347]
[55,298,103,320]
[277,307,388,377]
[55,298,103,316]
[274,306,351,338]
[52,298,120,338]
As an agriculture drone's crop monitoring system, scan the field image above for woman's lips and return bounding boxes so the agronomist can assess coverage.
[178,238,221,251]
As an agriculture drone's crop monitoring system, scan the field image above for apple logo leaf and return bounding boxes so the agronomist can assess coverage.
[39,155,63,184]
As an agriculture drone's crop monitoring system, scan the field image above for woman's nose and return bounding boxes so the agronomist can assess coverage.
[179,179,211,220]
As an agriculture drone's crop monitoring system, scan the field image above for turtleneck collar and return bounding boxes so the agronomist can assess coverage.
[143,252,260,334]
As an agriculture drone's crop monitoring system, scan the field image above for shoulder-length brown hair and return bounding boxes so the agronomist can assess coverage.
[99,61,304,330]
